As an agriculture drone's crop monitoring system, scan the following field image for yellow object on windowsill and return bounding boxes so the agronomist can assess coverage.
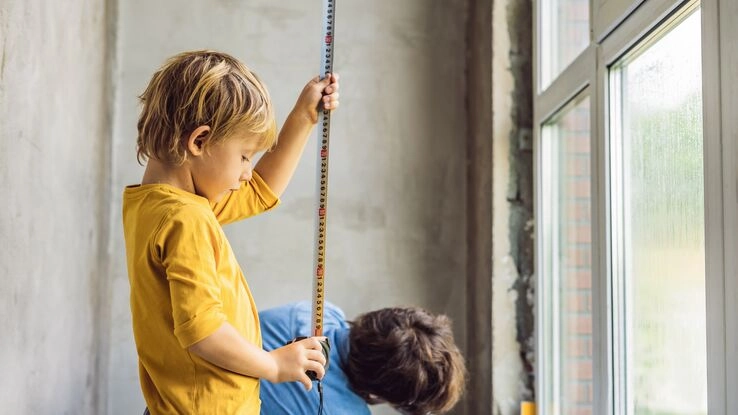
[521,401,536,415]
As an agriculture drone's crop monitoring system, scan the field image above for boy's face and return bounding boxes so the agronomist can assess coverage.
[190,130,260,203]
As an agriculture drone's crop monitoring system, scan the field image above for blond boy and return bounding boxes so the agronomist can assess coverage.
[122,50,339,414]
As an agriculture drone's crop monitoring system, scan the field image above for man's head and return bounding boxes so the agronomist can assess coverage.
[136,50,277,166]
[347,307,467,414]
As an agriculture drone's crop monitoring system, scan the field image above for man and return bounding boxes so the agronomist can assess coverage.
[260,301,467,415]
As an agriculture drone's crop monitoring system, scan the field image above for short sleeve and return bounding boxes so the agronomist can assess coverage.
[211,171,280,225]
[157,206,227,348]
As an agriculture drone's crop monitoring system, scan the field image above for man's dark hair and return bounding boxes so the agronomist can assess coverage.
[346,307,467,414]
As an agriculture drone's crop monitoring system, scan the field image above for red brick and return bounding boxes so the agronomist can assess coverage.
[567,224,591,244]
[569,381,593,402]
[566,336,593,357]
[571,132,591,152]
[566,291,591,312]
[566,153,590,174]
[569,406,593,415]
[563,270,590,289]
[567,177,590,198]
[568,315,592,335]
[577,361,593,379]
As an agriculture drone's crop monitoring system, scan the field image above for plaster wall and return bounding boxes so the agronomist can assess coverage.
[0,0,113,413]
[108,1,468,414]
[492,0,535,412]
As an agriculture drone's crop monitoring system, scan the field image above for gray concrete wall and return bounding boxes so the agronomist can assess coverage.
[465,0,494,413]
[0,0,113,414]
[108,1,468,414]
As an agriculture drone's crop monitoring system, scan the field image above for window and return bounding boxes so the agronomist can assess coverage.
[609,7,707,414]
[535,0,737,413]
[540,0,590,89]
[541,96,593,415]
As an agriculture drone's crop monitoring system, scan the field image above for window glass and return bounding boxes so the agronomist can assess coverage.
[542,96,593,415]
[610,8,707,415]
[540,0,590,89]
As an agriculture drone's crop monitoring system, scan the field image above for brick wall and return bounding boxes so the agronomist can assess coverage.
[560,104,593,415]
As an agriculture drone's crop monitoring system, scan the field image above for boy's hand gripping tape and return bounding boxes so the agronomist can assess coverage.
[287,336,331,381]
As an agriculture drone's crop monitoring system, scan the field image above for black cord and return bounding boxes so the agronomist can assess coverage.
[317,380,324,415]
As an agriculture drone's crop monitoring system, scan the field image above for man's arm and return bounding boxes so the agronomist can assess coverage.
[255,74,339,197]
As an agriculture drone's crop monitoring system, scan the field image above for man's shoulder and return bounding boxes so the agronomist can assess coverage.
[260,301,346,321]
[259,301,348,341]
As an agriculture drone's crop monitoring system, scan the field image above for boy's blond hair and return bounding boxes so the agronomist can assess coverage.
[136,50,277,165]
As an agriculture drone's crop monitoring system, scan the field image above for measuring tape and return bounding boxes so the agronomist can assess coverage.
[312,0,336,337]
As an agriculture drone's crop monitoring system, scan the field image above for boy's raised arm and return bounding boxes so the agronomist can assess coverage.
[254,74,339,197]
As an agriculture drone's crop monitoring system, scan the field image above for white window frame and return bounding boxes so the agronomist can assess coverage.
[701,0,738,412]
[593,0,646,41]
[534,0,738,413]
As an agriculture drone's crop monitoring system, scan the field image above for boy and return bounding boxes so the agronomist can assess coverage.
[259,302,468,415]
[122,50,339,414]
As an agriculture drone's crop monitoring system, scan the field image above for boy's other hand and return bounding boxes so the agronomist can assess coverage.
[269,336,328,390]
[293,73,340,124]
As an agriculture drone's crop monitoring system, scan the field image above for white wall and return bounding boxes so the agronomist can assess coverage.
[108,1,468,414]
[0,0,113,413]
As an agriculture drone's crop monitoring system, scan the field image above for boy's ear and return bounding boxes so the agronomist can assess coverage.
[187,125,212,156]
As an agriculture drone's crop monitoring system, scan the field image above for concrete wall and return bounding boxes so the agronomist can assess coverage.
[0,0,113,414]
[492,0,536,413]
[108,1,468,414]
[0,1,474,413]
[465,0,494,412]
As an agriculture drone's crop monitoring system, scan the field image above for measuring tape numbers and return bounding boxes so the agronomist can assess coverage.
[312,0,336,338]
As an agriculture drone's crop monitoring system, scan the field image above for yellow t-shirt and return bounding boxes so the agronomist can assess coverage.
[122,172,280,415]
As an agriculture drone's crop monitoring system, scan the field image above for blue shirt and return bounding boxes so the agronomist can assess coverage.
[259,302,371,415]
